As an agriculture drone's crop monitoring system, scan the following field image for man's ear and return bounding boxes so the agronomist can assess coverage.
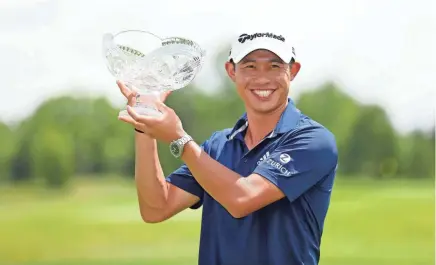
[225,61,236,82]
[290,62,301,81]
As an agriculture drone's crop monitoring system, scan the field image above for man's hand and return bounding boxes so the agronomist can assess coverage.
[117,80,185,143]
[120,102,186,144]
[117,80,177,140]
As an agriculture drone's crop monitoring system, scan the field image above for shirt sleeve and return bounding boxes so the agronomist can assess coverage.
[165,137,212,209]
[253,126,338,203]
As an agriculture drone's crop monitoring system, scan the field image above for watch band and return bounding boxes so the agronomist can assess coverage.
[178,135,193,146]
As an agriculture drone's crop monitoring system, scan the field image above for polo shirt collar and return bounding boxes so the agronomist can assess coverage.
[227,97,301,141]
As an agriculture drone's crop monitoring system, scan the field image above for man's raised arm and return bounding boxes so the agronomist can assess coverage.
[133,129,200,223]
[116,80,200,223]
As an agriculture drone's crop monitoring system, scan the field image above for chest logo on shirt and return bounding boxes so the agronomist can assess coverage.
[257,151,271,165]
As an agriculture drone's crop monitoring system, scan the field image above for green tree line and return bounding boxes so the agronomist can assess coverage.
[0,47,434,187]
[0,80,433,188]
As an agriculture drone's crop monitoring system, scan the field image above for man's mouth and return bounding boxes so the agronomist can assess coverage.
[251,89,274,99]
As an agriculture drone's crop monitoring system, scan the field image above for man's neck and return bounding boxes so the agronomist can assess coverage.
[244,102,288,149]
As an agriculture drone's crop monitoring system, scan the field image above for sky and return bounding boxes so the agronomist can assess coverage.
[0,0,435,133]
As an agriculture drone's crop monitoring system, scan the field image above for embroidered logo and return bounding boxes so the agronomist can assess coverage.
[238,33,285,43]
[257,151,270,165]
[279,153,291,164]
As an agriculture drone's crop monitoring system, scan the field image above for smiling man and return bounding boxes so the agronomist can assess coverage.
[118,31,339,265]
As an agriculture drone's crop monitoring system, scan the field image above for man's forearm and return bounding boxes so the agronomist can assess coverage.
[181,141,253,217]
[134,133,169,215]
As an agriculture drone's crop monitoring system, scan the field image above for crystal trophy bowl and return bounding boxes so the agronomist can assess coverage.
[102,30,206,117]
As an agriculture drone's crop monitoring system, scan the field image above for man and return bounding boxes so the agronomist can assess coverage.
[118,31,338,265]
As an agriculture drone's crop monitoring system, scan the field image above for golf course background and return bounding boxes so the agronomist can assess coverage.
[0,177,433,265]
[0,51,434,264]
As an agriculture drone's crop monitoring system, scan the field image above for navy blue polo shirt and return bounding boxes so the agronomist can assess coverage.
[166,98,338,265]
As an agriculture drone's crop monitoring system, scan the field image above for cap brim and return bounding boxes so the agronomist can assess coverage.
[230,41,294,64]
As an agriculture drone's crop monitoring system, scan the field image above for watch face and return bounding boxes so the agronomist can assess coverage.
[171,143,180,157]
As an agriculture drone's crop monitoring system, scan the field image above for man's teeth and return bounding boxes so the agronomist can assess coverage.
[253,90,273,98]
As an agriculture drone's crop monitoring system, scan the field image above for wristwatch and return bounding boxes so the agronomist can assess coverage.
[169,135,193,158]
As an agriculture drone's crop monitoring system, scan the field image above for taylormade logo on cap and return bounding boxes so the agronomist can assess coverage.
[238,33,286,44]
[229,31,296,63]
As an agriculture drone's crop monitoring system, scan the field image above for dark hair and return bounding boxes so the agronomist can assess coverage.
[289,57,295,67]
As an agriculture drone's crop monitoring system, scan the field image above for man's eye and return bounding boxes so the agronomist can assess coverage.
[271,63,282,68]
[244,65,255,69]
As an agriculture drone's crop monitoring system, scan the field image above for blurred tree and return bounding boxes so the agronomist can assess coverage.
[101,123,135,177]
[27,96,132,175]
[0,122,15,182]
[295,82,360,174]
[9,95,135,183]
[341,105,399,178]
[10,119,33,182]
[29,126,74,188]
[397,129,435,178]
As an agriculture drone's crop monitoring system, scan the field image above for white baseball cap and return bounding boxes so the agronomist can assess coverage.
[228,32,296,64]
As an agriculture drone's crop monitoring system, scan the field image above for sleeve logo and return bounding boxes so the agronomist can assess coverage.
[279,153,291,164]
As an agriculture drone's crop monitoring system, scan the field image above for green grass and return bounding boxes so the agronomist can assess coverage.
[0,177,434,265]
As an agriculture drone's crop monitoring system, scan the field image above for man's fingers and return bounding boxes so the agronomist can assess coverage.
[118,115,135,124]
[127,105,163,125]
[154,100,170,112]
[118,114,153,134]
[118,115,141,127]
[128,93,138,106]
[117,80,131,98]
[160,91,172,102]
[126,105,151,123]
[117,80,137,105]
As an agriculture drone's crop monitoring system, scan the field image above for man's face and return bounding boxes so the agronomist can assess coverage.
[225,49,300,115]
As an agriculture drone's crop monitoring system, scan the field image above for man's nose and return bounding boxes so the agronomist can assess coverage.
[253,74,271,85]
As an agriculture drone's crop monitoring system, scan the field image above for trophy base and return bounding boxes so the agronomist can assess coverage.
[118,104,163,118]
